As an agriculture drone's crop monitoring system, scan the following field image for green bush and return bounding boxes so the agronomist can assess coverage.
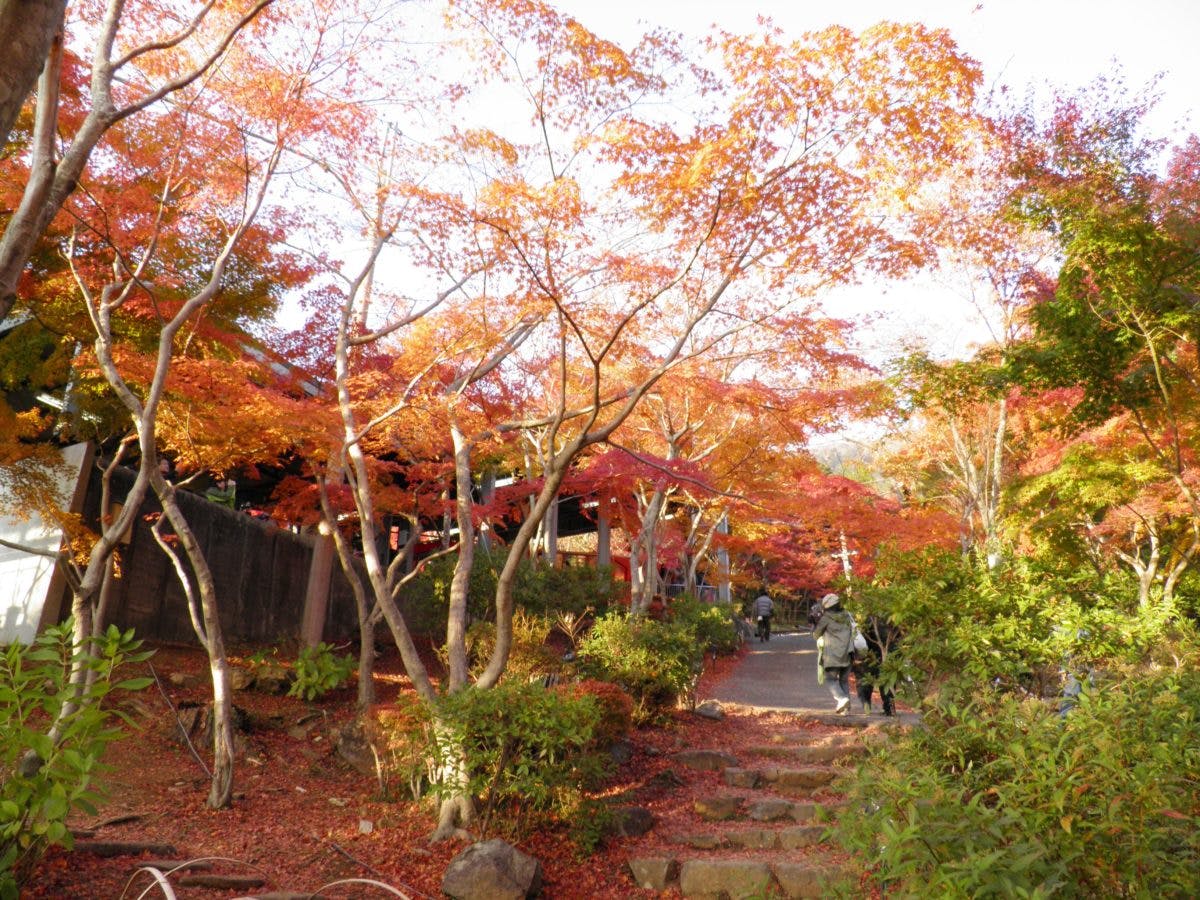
[668,596,740,655]
[397,552,626,637]
[1,621,152,896]
[288,642,354,700]
[577,611,700,722]
[441,610,562,682]
[428,682,606,840]
[835,667,1200,897]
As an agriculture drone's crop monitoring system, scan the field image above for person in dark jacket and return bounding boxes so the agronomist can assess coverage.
[812,592,854,714]
[854,615,898,716]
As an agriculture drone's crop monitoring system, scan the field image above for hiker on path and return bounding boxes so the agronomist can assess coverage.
[813,592,855,714]
[753,593,774,641]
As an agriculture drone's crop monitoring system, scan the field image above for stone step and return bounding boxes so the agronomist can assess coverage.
[695,795,842,824]
[628,856,855,898]
[748,742,866,765]
[667,823,828,851]
[722,764,840,794]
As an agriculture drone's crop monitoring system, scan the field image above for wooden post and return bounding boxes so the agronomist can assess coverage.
[716,514,730,605]
[596,498,611,569]
[300,522,334,647]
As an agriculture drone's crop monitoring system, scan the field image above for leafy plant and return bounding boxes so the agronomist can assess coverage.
[577,611,700,723]
[1,621,153,896]
[835,665,1200,897]
[427,682,606,840]
[288,642,354,701]
[667,596,740,655]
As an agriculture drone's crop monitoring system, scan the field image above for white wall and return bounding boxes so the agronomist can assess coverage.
[0,443,91,644]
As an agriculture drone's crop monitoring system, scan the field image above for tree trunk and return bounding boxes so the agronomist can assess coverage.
[154,476,236,809]
[0,0,66,148]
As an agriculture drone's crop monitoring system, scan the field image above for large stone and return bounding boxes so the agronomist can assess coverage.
[722,767,760,789]
[693,700,725,720]
[778,825,826,850]
[442,839,543,900]
[609,739,634,766]
[694,795,742,821]
[614,806,656,837]
[747,798,793,822]
[790,801,842,823]
[627,857,678,891]
[725,827,778,850]
[333,720,375,777]
[772,863,855,899]
[761,766,837,792]
[679,860,773,899]
[230,668,255,691]
[668,833,725,850]
[673,749,737,771]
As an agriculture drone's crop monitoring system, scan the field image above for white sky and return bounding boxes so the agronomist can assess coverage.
[551,0,1200,361]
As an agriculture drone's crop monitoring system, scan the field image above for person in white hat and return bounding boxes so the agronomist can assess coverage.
[812,592,855,714]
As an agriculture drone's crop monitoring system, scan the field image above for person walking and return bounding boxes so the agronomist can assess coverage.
[753,593,774,641]
[812,592,854,714]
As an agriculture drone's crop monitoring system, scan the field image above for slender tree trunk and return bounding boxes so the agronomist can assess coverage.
[153,476,236,809]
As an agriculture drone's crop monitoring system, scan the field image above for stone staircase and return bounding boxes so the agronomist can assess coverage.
[625,719,885,898]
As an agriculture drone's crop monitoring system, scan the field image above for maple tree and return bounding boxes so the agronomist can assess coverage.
[287,0,983,840]
[1,0,386,812]
[1002,86,1200,609]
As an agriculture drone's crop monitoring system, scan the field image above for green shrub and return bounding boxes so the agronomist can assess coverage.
[428,682,606,840]
[668,596,740,655]
[835,667,1200,897]
[1,621,152,896]
[441,609,562,682]
[577,611,699,722]
[288,642,354,700]
[553,679,634,747]
[397,552,626,637]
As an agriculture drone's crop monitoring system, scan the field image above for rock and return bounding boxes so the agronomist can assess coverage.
[333,720,376,777]
[75,841,178,858]
[747,798,794,822]
[760,766,837,792]
[230,668,255,691]
[726,828,777,849]
[614,806,655,837]
[134,860,212,873]
[722,767,759,788]
[694,795,742,821]
[772,863,854,899]
[167,671,194,687]
[679,859,772,899]
[609,739,634,766]
[171,702,252,755]
[627,857,678,891]
[672,749,737,771]
[358,819,374,834]
[645,770,685,790]
[254,664,292,695]
[778,825,826,850]
[668,833,723,850]
[442,839,543,900]
[789,801,840,823]
[693,700,724,720]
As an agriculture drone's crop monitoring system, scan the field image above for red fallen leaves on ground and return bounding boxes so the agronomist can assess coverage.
[21,637,855,899]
